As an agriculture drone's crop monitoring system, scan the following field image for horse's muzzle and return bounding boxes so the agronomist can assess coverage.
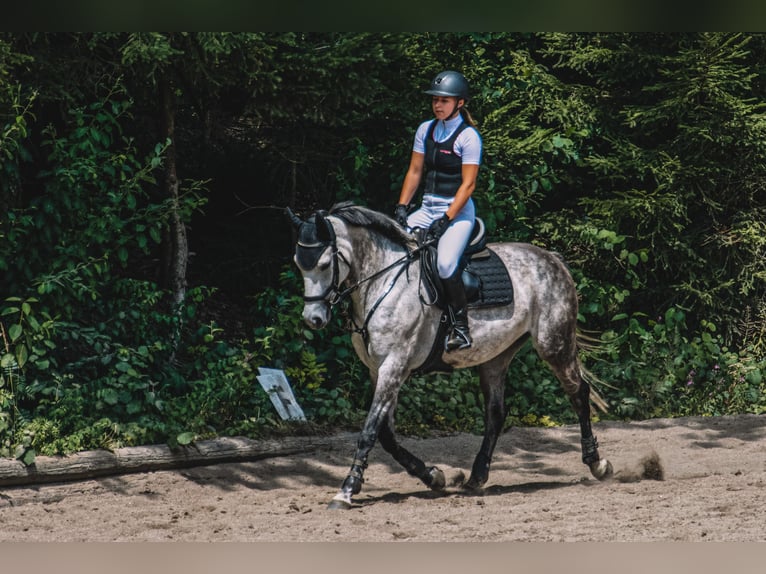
[303,304,330,330]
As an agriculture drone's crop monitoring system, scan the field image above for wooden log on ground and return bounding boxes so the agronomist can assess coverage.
[0,433,356,488]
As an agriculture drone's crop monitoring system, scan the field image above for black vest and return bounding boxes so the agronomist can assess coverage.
[422,120,469,198]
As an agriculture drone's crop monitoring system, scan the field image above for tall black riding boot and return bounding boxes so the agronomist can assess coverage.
[442,270,472,352]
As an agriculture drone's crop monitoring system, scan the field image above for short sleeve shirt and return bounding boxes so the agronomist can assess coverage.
[412,115,482,165]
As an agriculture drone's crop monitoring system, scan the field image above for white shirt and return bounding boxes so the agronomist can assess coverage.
[412,115,482,165]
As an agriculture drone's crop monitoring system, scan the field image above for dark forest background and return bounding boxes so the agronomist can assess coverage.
[1,33,764,462]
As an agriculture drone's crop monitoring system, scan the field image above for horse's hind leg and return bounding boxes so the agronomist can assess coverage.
[464,340,526,490]
[547,357,613,480]
[571,379,613,479]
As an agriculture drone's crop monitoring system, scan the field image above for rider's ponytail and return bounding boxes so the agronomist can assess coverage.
[460,107,477,128]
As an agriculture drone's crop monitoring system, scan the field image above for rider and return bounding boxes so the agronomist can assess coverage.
[394,70,482,352]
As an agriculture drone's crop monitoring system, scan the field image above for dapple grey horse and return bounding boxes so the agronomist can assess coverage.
[288,201,613,509]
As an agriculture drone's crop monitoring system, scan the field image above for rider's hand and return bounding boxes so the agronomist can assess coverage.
[428,214,451,241]
[394,204,409,227]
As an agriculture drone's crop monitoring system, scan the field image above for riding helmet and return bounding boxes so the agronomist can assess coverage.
[424,70,470,101]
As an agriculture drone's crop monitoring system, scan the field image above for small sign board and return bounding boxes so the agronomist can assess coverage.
[256,367,306,421]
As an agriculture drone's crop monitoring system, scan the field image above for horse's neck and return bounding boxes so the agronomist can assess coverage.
[345,229,414,305]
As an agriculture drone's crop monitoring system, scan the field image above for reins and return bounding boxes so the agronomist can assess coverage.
[306,222,435,343]
[346,255,412,342]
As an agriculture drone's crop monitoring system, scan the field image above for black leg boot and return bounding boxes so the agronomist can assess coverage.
[442,270,472,352]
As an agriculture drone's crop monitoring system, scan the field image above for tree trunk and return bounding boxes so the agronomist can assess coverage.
[158,73,188,310]
[158,73,189,360]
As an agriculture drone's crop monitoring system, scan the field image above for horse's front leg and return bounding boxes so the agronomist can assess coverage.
[328,358,444,509]
[327,366,402,510]
[327,413,381,509]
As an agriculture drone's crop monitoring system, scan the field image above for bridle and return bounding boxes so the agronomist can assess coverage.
[299,220,348,307]
[299,215,429,342]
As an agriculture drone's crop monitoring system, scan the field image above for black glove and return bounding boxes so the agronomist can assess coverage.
[394,204,409,227]
[428,214,451,241]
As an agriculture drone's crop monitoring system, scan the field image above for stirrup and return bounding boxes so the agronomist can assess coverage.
[445,327,472,352]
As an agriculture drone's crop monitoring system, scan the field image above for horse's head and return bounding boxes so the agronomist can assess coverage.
[287,207,349,329]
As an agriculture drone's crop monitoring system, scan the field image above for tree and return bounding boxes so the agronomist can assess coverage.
[540,33,766,344]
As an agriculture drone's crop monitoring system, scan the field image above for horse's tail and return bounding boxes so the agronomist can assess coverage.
[579,361,610,413]
[576,329,612,414]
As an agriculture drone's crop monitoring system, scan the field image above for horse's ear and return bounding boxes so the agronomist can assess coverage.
[285,207,303,230]
[315,211,334,242]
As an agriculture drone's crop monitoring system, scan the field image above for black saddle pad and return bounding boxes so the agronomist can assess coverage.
[464,248,513,308]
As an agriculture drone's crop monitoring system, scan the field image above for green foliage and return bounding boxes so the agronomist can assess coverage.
[0,84,35,203]
[1,297,56,372]
[1,88,173,304]
[542,33,766,346]
[0,82,210,457]
[162,325,268,442]
[505,344,579,425]
[591,309,766,418]
[397,370,484,435]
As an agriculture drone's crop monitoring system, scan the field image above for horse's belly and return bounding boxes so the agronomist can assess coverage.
[442,310,529,368]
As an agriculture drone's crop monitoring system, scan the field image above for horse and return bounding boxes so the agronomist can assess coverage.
[287,201,613,509]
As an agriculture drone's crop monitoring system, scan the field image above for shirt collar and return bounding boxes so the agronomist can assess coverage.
[436,114,463,131]
[433,114,463,140]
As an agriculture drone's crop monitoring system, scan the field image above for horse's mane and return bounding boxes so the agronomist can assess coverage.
[328,201,417,250]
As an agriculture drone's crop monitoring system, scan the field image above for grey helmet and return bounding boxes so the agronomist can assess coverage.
[424,70,470,101]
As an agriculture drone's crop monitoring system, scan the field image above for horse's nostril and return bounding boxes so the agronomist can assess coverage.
[305,315,325,329]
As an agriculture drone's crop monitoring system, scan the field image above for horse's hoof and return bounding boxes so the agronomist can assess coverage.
[590,458,613,481]
[327,492,353,510]
[461,477,484,491]
[327,498,352,510]
[427,466,446,490]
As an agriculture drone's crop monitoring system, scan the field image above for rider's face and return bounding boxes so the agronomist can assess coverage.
[431,96,462,120]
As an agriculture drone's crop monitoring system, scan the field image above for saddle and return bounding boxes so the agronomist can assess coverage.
[412,219,514,376]
[417,218,514,310]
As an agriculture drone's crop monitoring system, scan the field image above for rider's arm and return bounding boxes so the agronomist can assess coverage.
[398,151,424,206]
[445,127,481,220]
[445,163,478,220]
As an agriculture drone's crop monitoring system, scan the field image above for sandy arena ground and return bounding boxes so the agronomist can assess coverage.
[0,414,764,542]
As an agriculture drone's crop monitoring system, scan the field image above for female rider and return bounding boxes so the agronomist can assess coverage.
[394,70,482,352]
